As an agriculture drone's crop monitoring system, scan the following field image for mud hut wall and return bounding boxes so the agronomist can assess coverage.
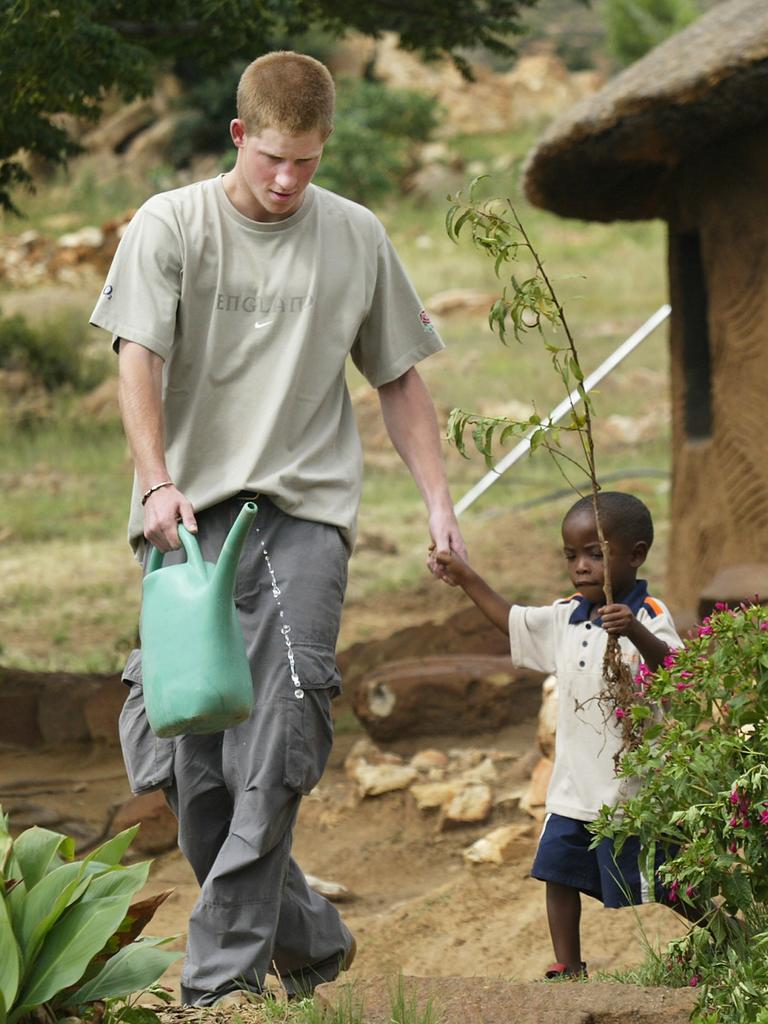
[665,126,768,614]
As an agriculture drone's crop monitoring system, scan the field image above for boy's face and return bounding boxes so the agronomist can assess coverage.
[561,507,647,605]
[228,122,325,221]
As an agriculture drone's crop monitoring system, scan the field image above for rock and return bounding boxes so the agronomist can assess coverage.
[110,790,177,854]
[57,226,104,249]
[519,756,553,821]
[353,763,419,798]
[698,563,768,619]
[0,667,124,748]
[538,675,558,759]
[410,781,462,811]
[410,749,449,771]
[343,738,403,780]
[463,823,535,865]
[459,757,498,785]
[442,783,493,826]
[305,874,356,903]
[316,976,697,1024]
[425,289,498,316]
[353,655,546,742]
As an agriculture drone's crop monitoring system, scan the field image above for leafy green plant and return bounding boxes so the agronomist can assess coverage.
[444,176,637,748]
[315,78,440,205]
[603,0,701,67]
[0,309,110,393]
[0,810,182,1024]
[592,603,768,1021]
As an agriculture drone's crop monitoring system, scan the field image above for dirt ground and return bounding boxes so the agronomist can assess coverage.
[0,700,688,998]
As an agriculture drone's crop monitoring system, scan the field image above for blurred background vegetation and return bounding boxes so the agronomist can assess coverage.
[0,0,718,672]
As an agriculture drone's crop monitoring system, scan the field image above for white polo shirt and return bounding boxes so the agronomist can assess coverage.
[508,579,681,821]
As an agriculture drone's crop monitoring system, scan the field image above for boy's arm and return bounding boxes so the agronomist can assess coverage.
[599,604,670,670]
[434,551,511,635]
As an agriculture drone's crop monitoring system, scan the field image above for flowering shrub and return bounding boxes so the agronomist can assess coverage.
[592,603,768,1020]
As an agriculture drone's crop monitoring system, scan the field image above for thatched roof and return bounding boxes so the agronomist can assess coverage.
[523,0,768,222]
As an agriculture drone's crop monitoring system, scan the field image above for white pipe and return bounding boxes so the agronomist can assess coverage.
[453,303,672,516]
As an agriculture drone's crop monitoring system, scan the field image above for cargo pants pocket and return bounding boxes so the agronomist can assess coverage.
[118,649,175,794]
[283,644,339,795]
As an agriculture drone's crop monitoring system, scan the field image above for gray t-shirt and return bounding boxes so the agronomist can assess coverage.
[90,178,444,554]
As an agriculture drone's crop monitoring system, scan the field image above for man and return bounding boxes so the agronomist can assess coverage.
[91,51,465,1005]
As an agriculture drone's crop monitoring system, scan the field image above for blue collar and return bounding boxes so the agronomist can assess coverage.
[568,579,649,626]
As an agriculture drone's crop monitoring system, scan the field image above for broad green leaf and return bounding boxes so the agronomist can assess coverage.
[15,894,131,1013]
[0,894,20,1012]
[69,939,183,1004]
[18,862,91,969]
[12,828,74,890]
[80,862,150,902]
[84,826,140,869]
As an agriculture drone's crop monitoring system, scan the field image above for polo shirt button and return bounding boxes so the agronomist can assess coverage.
[585,623,592,630]
[582,640,588,647]
[579,660,586,668]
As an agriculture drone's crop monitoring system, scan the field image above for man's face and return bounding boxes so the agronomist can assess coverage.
[561,508,644,605]
[229,122,325,222]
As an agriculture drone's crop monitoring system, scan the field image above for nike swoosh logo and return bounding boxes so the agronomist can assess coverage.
[254,320,273,329]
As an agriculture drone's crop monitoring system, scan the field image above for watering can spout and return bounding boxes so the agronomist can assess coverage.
[212,501,258,600]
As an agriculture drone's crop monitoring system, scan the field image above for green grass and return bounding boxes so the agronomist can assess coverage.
[0,128,671,671]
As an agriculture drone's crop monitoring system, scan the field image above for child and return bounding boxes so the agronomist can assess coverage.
[436,491,682,979]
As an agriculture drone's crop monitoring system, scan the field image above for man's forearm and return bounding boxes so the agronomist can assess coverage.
[118,340,169,490]
[377,366,452,513]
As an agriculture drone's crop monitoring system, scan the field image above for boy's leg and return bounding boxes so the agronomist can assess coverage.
[531,814,602,976]
[545,882,582,973]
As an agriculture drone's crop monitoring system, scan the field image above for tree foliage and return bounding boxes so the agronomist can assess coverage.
[0,0,544,213]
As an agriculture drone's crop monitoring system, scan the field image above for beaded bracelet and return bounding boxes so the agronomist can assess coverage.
[141,480,174,506]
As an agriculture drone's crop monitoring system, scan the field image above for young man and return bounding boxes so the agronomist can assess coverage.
[91,52,465,1004]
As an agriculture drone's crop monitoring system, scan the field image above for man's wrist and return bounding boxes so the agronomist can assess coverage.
[141,480,175,506]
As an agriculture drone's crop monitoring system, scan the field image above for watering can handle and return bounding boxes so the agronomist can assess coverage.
[145,525,206,576]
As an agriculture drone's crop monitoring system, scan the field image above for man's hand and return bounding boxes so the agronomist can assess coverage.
[427,506,468,583]
[598,603,635,636]
[143,484,197,552]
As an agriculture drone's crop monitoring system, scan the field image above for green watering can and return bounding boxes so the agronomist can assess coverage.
[140,501,258,737]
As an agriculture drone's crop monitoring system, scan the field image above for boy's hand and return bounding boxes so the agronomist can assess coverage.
[598,603,636,636]
[434,548,473,588]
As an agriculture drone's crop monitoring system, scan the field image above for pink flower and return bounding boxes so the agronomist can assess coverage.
[676,682,692,691]
[615,707,626,719]
[686,885,696,899]
[761,621,768,632]
[689,975,700,987]
[730,790,740,805]
[635,663,652,689]
[668,879,680,902]
[715,602,728,611]
[680,670,694,678]
[697,624,713,637]
[730,817,740,828]
[760,809,768,826]
[729,841,738,853]
[663,651,679,669]
[743,817,751,828]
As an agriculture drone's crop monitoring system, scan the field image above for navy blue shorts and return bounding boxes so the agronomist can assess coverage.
[531,813,672,908]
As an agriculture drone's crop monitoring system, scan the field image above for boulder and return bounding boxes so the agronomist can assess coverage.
[537,675,558,759]
[410,781,462,811]
[305,874,356,903]
[463,823,535,865]
[353,655,545,741]
[519,756,553,821]
[110,790,177,854]
[410,749,449,771]
[442,783,493,826]
[353,763,419,798]
[0,667,124,748]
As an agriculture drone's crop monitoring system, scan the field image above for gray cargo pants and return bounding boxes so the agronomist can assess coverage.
[117,496,354,1003]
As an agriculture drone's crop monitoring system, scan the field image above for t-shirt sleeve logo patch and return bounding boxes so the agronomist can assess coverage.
[103,284,114,300]
[419,309,434,333]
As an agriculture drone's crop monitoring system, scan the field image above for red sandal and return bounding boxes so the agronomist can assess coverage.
[544,961,588,979]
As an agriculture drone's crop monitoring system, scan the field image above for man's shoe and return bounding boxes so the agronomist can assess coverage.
[212,988,264,1008]
[342,936,357,972]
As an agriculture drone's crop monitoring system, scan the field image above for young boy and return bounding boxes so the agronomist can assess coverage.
[436,491,682,978]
